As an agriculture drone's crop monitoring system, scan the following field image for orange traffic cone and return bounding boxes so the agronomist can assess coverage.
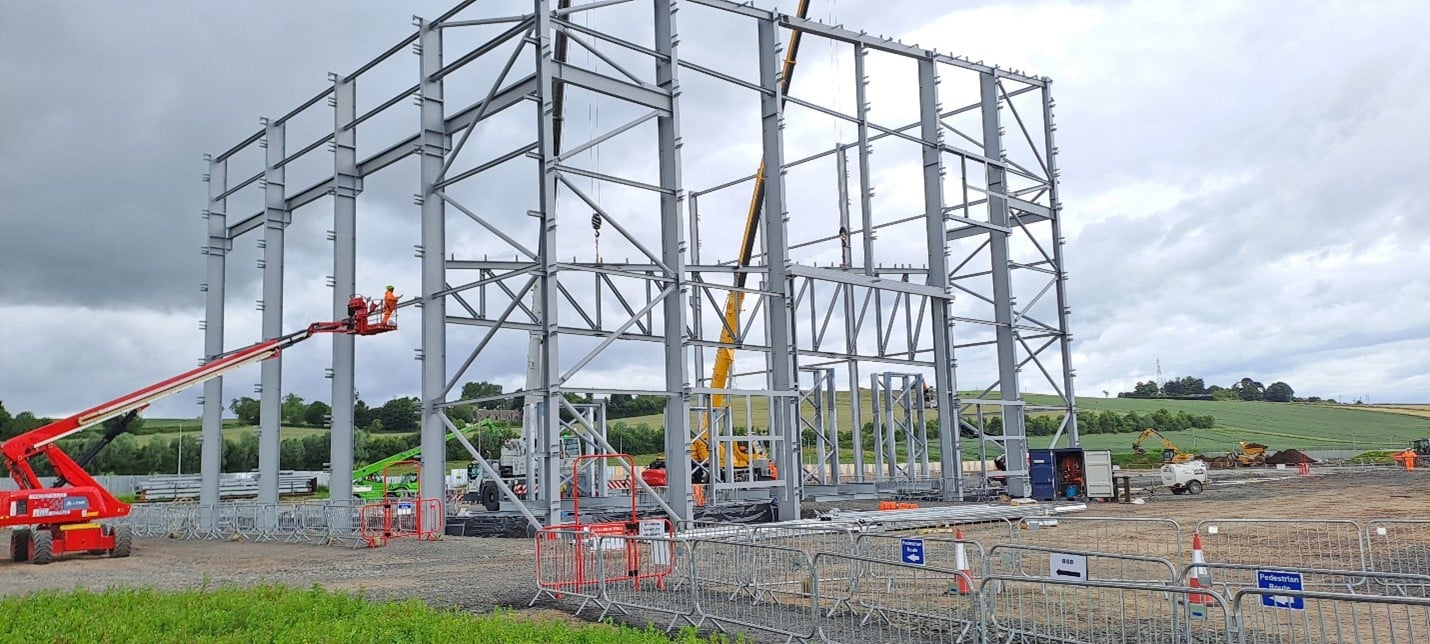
[1188,533,1215,605]
[952,527,974,594]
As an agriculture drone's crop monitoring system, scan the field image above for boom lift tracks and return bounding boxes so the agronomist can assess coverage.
[3,293,396,564]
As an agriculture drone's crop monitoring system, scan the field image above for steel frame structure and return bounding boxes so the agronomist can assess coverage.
[198,0,1075,527]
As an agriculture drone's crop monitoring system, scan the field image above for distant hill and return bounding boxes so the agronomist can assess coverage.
[609,391,1430,456]
[131,396,1429,458]
[1037,395,1429,455]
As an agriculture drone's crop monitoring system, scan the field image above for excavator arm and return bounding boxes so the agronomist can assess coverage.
[1130,427,1190,463]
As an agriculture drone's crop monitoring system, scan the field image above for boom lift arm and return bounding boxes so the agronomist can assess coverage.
[2,294,395,564]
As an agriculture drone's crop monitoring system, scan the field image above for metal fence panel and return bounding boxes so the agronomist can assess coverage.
[676,520,754,542]
[1196,519,1366,572]
[856,533,986,584]
[980,576,1235,644]
[751,524,858,556]
[1234,588,1430,644]
[813,553,979,644]
[532,527,607,615]
[1181,562,1430,600]
[1366,519,1430,596]
[596,533,696,630]
[1016,516,1184,560]
[987,543,1177,585]
[688,539,818,641]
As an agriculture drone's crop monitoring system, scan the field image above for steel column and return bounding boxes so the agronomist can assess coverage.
[1044,82,1078,448]
[981,72,1028,497]
[258,118,287,506]
[918,57,962,499]
[200,155,228,507]
[532,0,563,521]
[655,0,693,522]
[330,73,358,504]
[418,18,449,514]
[757,17,799,521]
[837,148,863,484]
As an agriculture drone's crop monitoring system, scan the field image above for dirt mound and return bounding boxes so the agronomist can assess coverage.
[1265,448,1318,465]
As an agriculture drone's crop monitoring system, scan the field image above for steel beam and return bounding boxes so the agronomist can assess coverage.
[226,75,539,240]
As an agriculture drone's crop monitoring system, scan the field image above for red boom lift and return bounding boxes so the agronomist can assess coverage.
[3,293,396,564]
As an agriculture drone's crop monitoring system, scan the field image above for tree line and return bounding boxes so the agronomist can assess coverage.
[3,394,1216,476]
[1119,376,1321,403]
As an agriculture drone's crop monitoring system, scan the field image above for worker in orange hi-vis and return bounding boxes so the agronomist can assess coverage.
[382,285,400,325]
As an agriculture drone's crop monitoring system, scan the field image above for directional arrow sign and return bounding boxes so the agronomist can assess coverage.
[1050,552,1087,580]
[1257,570,1304,611]
[901,538,925,566]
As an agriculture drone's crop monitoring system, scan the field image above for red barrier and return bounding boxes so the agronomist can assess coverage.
[360,498,441,547]
[535,518,676,600]
[533,453,674,601]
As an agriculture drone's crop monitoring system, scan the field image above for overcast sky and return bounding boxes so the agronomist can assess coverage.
[2,0,1428,421]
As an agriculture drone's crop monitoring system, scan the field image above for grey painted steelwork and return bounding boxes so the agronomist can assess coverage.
[654,0,693,522]
[258,118,287,507]
[756,16,800,522]
[200,154,228,509]
[197,0,1073,526]
[329,73,358,504]
[418,18,448,518]
[869,372,929,482]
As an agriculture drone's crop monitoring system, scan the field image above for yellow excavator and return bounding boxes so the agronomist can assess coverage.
[1131,428,1195,464]
[686,0,811,488]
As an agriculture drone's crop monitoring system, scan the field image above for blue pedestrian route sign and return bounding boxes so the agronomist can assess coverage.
[901,538,925,566]
[1257,570,1304,610]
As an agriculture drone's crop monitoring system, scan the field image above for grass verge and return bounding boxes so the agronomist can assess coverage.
[0,584,735,643]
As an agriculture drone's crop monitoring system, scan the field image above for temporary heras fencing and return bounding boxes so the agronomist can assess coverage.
[1232,588,1430,644]
[114,498,437,548]
[979,575,1236,644]
[985,542,1178,585]
[1365,519,1430,586]
[1195,518,1368,573]
[533,513,1430,644]
[1182,562,1430,599]
[1014,515,1186,560]
[813,553,979,644]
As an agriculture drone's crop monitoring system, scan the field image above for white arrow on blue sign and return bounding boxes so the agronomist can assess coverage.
[1257,570,1304,611]
[901,538,925,566]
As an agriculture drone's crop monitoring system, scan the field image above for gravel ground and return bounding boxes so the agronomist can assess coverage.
[0,533,539,614]
[3,465,1428,642]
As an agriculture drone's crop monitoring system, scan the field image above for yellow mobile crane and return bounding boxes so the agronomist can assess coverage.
[689,0,812,486]
[1131,428,1195,464]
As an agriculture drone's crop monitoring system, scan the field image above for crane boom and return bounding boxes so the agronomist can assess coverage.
[700,0,812,463]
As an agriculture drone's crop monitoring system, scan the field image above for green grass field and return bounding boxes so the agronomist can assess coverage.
[135,394,1428,460]
[102,419,407,442]
[614,391,1430,457]
[0,585,728,643]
